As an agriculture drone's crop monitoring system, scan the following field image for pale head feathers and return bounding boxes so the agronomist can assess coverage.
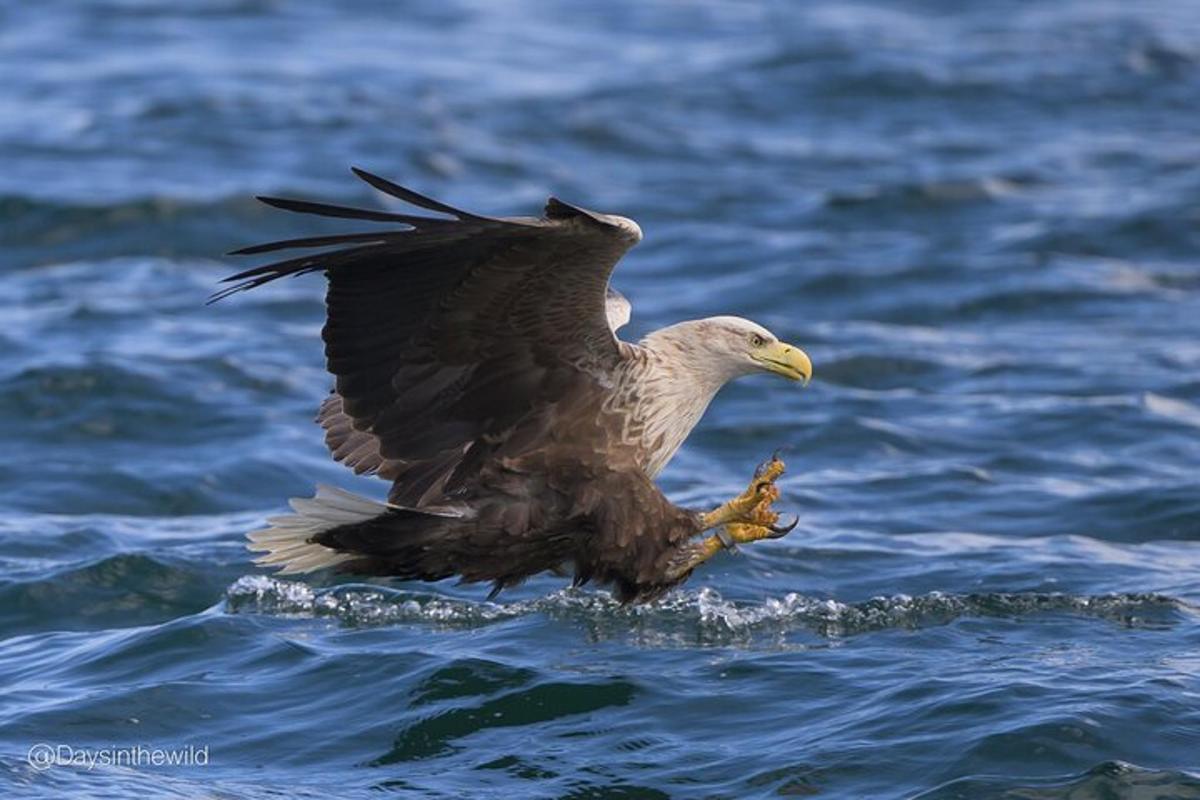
[626,316,790,476]
[640,316,781,387]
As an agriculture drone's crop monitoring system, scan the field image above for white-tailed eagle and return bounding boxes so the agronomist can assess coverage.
[218,169,812,603]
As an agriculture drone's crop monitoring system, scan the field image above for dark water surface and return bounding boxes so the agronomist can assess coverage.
[3,1,1200,797]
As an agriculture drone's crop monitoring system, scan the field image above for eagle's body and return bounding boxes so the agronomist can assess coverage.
[223,170,811,602]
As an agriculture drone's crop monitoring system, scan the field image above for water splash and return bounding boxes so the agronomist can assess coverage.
[225,575,1189,642]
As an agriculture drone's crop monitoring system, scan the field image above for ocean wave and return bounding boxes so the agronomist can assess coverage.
[915,759,1200,800]
[0,553,223,637]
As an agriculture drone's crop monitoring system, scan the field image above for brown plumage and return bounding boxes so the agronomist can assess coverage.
[222,169,812,603]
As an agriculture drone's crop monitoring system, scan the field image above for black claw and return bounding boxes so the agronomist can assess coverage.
[767,514,799,537]
[716,528,739,553]
[754,448,787,479]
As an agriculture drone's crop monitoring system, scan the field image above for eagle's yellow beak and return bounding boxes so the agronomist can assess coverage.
[753,341,812,385]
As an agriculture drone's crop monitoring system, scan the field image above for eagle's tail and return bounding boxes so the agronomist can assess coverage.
[246,485,384,575]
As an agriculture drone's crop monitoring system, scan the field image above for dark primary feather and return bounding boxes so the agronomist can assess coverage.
[253,194,428,224]
[348,166,492,221]
[228,231,393,256]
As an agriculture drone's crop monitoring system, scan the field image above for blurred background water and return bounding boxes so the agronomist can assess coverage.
[2,1,1200,797]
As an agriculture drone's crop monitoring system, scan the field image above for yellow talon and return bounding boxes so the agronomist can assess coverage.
[666,454,798,581]
[698,454,788,531]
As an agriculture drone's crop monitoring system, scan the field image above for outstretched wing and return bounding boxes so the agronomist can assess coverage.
[219,169,642,502]
[314,283,636,483]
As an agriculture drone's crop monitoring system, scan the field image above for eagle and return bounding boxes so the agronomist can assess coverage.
[218,169,813,603]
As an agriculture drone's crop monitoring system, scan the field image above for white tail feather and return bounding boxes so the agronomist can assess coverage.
[246,484,385,575]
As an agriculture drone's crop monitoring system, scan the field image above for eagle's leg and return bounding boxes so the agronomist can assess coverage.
[667,454,796,580]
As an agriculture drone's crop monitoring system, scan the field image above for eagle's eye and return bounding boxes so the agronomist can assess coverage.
[750,334,767,347]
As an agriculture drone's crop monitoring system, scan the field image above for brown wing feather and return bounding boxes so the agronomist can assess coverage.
[316,393,406,479]
[221,169,642,503]
[315,287,632,487]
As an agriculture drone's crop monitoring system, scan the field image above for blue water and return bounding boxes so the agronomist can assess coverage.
[3,1,1200,797]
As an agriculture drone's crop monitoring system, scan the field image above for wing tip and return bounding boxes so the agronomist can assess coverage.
[206,284,243,304]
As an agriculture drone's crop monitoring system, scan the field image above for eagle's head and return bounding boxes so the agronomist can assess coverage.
[683,316,813,385]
